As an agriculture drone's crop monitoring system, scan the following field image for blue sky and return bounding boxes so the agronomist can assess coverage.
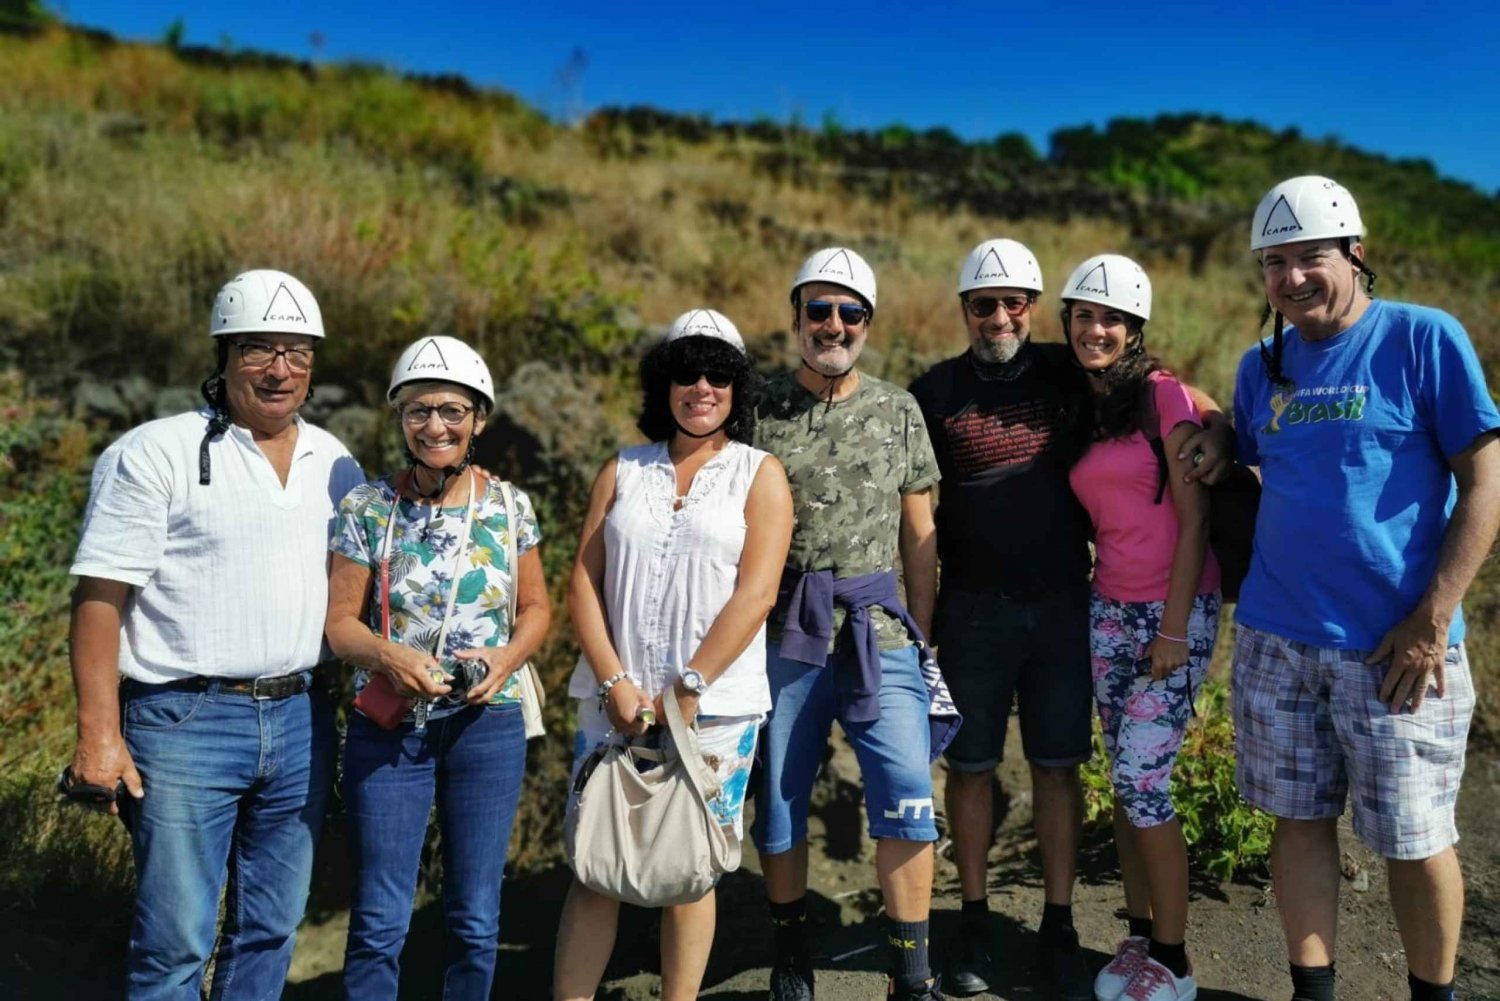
[61,1,1500,193]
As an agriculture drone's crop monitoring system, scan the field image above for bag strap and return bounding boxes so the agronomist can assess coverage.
[499,480,519,631]
[1137,383,1169,506]
[661,686,721,802]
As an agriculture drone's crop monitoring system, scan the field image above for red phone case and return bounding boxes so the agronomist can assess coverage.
[353,673,413,730]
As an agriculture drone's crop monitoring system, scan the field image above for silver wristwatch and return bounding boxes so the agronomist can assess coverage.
[678,668,708,695]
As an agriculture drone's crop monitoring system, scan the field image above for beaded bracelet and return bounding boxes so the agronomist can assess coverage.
[596,672,628,704]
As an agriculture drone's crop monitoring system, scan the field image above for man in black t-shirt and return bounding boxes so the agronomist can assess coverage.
[908,238,1096,999]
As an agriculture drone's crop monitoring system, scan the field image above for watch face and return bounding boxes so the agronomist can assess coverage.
[682,669,706,693]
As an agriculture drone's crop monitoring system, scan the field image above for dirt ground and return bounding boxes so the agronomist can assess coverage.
[275,727,1500,1001]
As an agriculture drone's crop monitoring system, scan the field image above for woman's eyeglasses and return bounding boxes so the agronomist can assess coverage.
[399,403,475,426]
[804,300,870,326]
[670,368,734,389]
[963,294,1033,319]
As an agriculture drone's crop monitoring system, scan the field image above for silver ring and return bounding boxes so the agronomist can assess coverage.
[1191,452,1205,467]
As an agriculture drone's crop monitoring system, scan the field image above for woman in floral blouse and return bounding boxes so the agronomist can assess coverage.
[325,335,550,1001]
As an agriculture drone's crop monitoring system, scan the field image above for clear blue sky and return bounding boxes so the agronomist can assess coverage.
[60,0,1500,194]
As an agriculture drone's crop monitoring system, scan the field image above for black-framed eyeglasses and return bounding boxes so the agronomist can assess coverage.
[399,402,475,426]
[963,294,1033,319]
[804,300,870,326]
[670,367,734,389]
[235,341,316,372]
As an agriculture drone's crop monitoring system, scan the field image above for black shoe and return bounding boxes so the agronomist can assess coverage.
[887,977,947,1000]
[769,958,814,1001]
[942,925,993,997]
[1036,926,1093,1001]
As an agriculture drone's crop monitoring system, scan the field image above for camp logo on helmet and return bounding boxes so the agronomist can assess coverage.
[403,338,451,372]
[1073,262,1110,296]
[261,283,309,324]
[1259,195,1304,238]
[678,310,727,337]
[972,247,1011,281]
[817,248,855,279]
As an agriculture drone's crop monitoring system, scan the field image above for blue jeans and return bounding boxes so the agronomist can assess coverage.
[120,677,335,1001]
[341,703,526,1001]
[751,641,937,853]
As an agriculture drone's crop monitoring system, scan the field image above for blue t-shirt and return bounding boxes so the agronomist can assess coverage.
[1233,299,1500,649]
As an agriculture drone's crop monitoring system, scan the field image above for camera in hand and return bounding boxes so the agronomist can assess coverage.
[441,657,490,695]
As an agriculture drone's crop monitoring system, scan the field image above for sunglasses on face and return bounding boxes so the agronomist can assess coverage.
[399,402,475,426]
[670,367,734,389]
[963,294,1033,319]
[803,300,870,326]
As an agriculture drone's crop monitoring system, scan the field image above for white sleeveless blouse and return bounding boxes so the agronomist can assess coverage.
[567,440,772,716]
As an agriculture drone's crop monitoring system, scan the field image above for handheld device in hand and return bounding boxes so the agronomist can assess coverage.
[57,765,126,806]
[442,657,490,696]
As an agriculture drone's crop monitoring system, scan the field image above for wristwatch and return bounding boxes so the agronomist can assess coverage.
[678,668,708,695]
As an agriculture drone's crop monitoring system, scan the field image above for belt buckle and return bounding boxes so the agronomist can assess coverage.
[250,676,276,700]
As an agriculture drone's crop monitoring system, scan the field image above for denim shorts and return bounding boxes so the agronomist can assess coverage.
[750,641,937,854]
[570,699,761,841]
[1232,624,1474,860]
[934,586,1093,770]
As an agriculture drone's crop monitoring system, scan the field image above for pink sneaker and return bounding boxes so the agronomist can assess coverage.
[1120,956,1196,1001]
[1093,936,1149,1001]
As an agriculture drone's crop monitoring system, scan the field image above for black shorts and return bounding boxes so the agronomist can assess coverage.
[934,585,1093,770]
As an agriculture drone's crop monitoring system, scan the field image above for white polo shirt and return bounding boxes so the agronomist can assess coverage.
[71,409,365,684]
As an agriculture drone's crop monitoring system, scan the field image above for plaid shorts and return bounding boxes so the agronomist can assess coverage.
[1231,624,1474,860]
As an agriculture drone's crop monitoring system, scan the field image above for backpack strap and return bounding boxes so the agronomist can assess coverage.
[1137,382,1169,506]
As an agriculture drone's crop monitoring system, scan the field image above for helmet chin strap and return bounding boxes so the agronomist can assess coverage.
[800,358,856,417]
[672,419,726,439]
[403,440,475,500]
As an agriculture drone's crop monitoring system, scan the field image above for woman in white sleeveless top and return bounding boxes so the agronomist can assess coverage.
[554,310,793,1001]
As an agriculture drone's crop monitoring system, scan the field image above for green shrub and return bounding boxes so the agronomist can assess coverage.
[1081,679,1275,880]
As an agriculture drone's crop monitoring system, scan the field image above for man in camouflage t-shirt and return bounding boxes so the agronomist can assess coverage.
[750,247,946,1001]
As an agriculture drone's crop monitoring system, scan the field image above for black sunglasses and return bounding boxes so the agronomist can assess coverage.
[963,294,1033,319]
[670,367,735,389]
[804,300,870,326]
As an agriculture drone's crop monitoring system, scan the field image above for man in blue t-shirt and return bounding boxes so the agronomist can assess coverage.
[1233,176,1500,1001]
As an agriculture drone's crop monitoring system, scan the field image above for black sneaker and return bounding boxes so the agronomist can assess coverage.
[769,958,814,1001]
[942,924,993,997]
[1036,926,1093,1001]
[887,977,947,1000]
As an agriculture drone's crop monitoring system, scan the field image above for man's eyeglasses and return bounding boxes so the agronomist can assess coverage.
[963,294,1033,319]
[235,341,315,372]
[399,403,475,426]
[804,300,870,326]
[670,367,734,389]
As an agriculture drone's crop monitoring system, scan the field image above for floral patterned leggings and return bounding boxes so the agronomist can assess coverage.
[1090,590,1221,828]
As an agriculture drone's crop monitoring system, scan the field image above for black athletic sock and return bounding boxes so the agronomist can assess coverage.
[1148,939,1189,979]
[1038,902,1075,943]
[1408,970,1456,1001]
[1127,915,1154,940]
[885,917,932,990]
[961,897,989,930]
[1290,962,1337,1001]
[769,898,809,966]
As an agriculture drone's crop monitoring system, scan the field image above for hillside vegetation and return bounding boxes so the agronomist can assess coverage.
[2,19,1497,985]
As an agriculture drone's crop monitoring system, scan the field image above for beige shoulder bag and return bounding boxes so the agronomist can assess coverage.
[565,687,738,907]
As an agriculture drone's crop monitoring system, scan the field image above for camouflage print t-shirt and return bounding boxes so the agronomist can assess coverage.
[755,370,940,649]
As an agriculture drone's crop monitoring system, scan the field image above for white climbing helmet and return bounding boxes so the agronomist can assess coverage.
[209,269,325,339]
[387,335,495,409]
[665,308,745,350]
[790,246,878,311]
[1060,254,1152,323]
[1250,175,1364,252]
[957,238,1044,295]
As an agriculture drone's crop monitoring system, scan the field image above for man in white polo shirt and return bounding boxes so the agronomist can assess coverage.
[65,270,364,1001]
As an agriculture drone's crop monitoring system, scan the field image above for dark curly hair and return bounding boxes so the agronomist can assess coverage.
[636,335,759,443]
[1059,303,1169,444]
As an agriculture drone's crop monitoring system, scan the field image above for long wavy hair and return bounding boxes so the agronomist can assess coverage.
[1061,303,1168,444]
[636,335,759,443]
